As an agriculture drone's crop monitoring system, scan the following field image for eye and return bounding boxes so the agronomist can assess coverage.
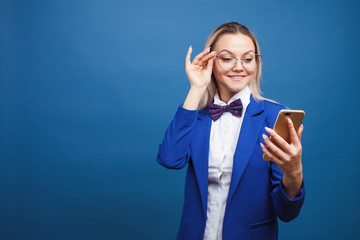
[242,57,254,63]
[220,57,233,62]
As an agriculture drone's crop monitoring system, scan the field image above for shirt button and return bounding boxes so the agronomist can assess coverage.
[211,224,215,229]
[216,202,220,207]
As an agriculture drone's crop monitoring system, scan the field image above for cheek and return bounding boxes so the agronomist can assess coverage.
[213,65,227,81]
[247,72,256,82]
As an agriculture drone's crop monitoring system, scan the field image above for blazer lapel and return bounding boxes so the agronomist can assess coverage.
[192,108,212,216]
[227,95,265,203]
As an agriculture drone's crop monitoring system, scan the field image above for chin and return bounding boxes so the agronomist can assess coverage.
[227,82,248,93]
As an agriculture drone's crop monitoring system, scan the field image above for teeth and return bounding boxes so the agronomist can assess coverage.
[231,76,243,78]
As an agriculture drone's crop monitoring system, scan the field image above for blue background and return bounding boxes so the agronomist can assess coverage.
[1,0,359,239]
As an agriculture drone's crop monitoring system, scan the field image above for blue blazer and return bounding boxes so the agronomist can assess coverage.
[157,95,305,240]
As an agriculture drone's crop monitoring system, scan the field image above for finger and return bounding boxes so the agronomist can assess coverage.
[185,46,192,67]
[262,134,289,161]
[265,127,290,152]
[260,143,283,166]
[205,55,215,72]
[287,118,301,147]
[297,124,304,140]
[198,51,216,67]
[192,47,211,65]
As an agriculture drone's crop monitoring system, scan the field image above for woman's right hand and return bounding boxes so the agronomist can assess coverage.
[183,46,216,110]
[185,46,216,89]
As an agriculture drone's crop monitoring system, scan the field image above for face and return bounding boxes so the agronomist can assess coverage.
[212,33,257,103]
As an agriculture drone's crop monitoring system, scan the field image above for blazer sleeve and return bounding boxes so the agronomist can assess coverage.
[157,105,198,169]
[270,161,305,222]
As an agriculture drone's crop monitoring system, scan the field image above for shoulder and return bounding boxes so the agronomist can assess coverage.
[263,99,287,112]
[262,99,287,127]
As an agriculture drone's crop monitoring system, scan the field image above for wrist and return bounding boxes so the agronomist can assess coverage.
[183,86,207,110]
[189,85,207,93]
[282,168,303,189]
[282,169,303,199]
[284,167,303,180]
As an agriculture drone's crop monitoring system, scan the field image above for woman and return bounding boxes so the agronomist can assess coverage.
[157,22,305,240]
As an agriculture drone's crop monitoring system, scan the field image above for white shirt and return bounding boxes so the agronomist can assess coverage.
[203,86,251,240]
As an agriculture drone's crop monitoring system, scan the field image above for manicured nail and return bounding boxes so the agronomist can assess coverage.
[262,134,268,140]
[190,45,192,49]
[288,118,293,124]
[265,127,272,133]
[260,142,265,148]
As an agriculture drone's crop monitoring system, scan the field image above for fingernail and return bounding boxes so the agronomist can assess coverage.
[190,45,192,48]
[288,118,293,124]
[262,134,267,140]
[265,127,272,132]
[260,142,264,148]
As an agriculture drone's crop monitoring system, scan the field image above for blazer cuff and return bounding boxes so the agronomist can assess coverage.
[279,180,305,202]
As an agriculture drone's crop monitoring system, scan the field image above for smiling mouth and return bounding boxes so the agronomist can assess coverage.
[228,75,246,80]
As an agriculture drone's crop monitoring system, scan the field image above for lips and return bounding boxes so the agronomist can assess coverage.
[227,75,246,81]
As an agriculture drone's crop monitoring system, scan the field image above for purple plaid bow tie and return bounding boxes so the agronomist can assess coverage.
[208,98,243,121]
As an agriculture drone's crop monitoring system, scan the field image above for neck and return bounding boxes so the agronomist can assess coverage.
[218,90,236,104]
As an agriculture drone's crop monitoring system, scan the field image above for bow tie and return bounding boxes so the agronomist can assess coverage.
[208,98,243,121]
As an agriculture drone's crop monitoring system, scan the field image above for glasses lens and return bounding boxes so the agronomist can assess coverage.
[217,54,235,71]
[241,53,260,71]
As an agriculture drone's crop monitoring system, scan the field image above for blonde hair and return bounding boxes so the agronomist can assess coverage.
[198,22,265,110]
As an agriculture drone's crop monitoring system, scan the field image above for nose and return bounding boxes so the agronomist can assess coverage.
[233,58,244,71]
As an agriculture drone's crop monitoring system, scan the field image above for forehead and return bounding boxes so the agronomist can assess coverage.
[214,33,255,54]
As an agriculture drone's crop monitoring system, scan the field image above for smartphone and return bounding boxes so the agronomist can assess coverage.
[262,109,305,161]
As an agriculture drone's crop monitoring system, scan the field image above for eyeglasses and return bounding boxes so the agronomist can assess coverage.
[215,52,262,72]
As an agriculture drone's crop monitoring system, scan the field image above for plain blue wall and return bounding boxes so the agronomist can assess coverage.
[1,0,360,239]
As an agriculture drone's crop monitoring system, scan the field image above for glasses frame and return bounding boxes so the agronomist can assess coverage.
[215,53,262,71]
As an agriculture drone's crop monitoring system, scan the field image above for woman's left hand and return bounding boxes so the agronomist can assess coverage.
[260,118,304,198]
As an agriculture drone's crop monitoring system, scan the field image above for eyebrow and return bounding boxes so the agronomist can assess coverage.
[218,49,255,55]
